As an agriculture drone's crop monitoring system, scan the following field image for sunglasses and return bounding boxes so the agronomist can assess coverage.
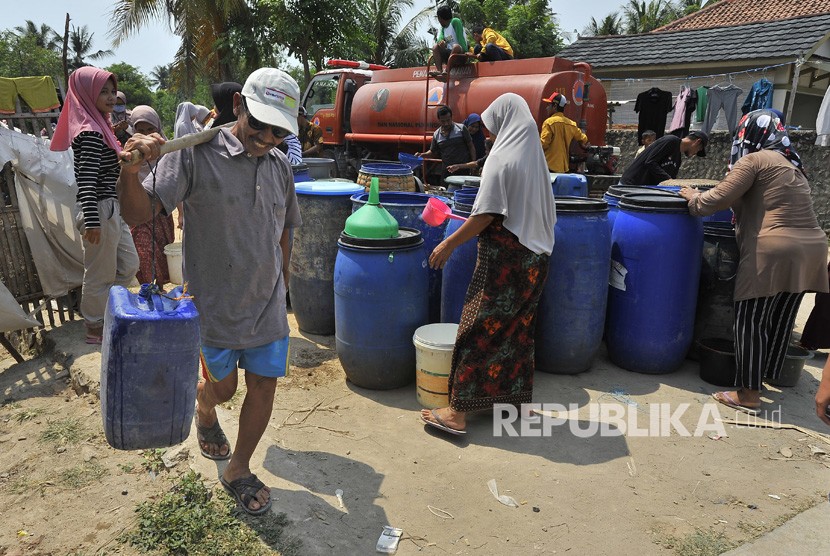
[241,97,291,138]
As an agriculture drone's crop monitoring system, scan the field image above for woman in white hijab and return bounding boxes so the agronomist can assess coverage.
[421,93,555,435]
[128,105,176,286]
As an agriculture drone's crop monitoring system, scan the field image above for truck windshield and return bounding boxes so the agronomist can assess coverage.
[303,75,339,116]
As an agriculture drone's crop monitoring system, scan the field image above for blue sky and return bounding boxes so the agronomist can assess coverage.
[17,0,628,78]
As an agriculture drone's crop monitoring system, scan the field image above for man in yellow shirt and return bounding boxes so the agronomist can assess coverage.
[470,25,513,61]
[540,92,590,173]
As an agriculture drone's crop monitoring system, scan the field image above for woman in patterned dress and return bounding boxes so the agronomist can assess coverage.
[421,93,556,435]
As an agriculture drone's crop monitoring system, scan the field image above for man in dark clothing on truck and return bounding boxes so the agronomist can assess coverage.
[620,130,708,185]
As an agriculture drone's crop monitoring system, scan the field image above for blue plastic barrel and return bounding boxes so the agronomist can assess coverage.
[603,186,676,230]
[536,197,611,374]
[351,191,448,323]
[695,186,733,223]
[551,173,589,197]
[440,203,478,324]
[292,163,312,183]
[606,194,703,374]
[291,181,365,335]
[453,189,478,207]
[101,285,200,450]
[335,228,429,389]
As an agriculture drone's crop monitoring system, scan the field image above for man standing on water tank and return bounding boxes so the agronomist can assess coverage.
[117,68,302,517]
[431,5,467,79]
[540,92,590,173]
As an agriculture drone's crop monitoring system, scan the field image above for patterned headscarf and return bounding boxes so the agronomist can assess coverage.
[729,109,803,174]
[50,66,120,152]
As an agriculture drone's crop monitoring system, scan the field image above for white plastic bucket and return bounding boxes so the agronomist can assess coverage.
[413,323,458,409]
[163,242,183,284]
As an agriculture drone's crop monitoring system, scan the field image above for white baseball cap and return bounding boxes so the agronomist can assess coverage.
[241,68,301,135]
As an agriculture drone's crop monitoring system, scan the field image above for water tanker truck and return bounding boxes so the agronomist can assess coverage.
[300,55,618,182]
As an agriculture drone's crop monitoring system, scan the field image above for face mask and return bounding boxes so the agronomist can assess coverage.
[113,104,126,113]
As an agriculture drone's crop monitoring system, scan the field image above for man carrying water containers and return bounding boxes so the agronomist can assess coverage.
[117,68,302,516]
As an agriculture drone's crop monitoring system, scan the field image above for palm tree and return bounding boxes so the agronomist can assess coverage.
[108,0,251,94]
[14,20,61,51]
[358,0,432,67]
[623,0,677,34]
[68,25,114,70]
[149,64,173,90]
[584,13,623,36]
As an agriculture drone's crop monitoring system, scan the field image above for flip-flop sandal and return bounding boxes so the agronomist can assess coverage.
[421,409,466,435]
[712,391,761,416]
[220,474,272,516]
[196,417,232,460]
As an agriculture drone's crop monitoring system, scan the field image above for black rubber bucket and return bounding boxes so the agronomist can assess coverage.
[697,337,736,387]
[766,345,813,387]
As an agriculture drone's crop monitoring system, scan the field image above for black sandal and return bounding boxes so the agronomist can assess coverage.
[196,417,231,460]
[220,474,272,516]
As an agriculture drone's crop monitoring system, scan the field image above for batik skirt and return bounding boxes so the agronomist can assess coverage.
[448,218,549,412]
[130,212,175,285]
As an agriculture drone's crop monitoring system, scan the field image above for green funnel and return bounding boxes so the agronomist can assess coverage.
[344,177,399,238]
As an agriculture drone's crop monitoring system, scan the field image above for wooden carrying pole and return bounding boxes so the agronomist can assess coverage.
[120,122,234,166]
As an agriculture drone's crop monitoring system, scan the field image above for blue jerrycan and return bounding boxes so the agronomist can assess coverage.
[100,285,200,450]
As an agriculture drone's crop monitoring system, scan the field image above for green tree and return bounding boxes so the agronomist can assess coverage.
[0,30,62,78]
[14,20,61,51]
[109,0,251,95]
[68,25,114,70]
[459,0,563,58]
[622,0,677,34]
[149,64,173,91]
[106,62,154,106]
[354,0,431,67]
[262,0,363,84]
[583,13,623,36]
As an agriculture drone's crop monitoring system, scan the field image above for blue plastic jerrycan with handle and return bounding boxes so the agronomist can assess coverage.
[100,285,200,450]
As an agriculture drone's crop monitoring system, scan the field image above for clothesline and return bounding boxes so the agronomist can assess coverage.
[600,61,795,82]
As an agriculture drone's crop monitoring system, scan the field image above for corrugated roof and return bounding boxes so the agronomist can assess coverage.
[656,0,830,32]
[559,14,830,69]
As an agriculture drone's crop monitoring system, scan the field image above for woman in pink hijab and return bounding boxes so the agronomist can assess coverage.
[51,66,139,344]
[128,105,176,285]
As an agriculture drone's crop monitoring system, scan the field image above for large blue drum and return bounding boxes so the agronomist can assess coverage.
[351,191,449,323]
[440,202,478,324]
[335,228,429,389]
[536,198,611,374]
[101,286,200,450]
[603,186,674,230]
[551,173,589,197]
[606,194,703,374]
[291,181,365,335]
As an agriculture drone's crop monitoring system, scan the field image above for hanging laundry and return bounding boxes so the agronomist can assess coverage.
[0,78,16,115]
[816,84,830,147]
[13,77,60,113]
[741,77,773,114]
[634,87,673,144]
[695,86,708,123]
[669,85,698,137]
[702,84,743,135]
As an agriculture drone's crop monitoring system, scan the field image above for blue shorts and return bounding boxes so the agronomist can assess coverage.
[200,337,290,382]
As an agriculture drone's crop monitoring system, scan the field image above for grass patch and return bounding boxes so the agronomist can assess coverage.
[654,528,738,556]
[13,407,46,423]
[40,417,86,445]
[60,461,109,489]
[142,449,167,474]
[121,471,300,556]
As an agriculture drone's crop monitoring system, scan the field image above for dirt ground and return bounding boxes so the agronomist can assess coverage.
[0,293,828,555]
